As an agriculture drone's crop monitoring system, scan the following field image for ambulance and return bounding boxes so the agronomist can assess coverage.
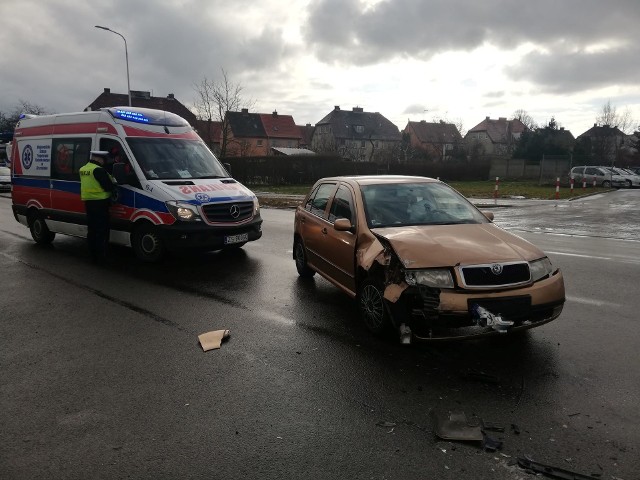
[9,106,262,261]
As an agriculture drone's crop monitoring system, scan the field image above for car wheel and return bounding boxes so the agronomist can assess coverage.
[602,180,611,188]
[358,278,392,335]
[132,224,164,262]
[29,212,55,245]
[293,239,315,277]
[626,180,632,188]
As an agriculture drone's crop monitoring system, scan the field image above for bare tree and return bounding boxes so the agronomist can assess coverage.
[0,99,51,131]
[596,100,635,134]
[512,109,537,130]
[193,69,254,157]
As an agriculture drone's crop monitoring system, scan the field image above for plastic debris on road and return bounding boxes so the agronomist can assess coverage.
[198,329,231,351]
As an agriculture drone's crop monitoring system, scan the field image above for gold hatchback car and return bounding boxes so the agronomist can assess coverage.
[293,176,565,342]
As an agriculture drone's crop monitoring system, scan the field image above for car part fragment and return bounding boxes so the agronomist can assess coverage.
[431,411,483,441]
[471,304,514,332]
[517,457,597,480]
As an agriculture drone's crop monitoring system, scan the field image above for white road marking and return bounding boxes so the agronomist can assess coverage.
[566,295,619,308]
[546,251,611,260]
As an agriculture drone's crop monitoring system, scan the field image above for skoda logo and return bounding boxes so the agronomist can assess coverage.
[490,263,503,275]
[229,204,240,218]
[195,193,210,203]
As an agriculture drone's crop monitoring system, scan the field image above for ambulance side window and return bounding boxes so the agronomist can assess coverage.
[52,138,92,181]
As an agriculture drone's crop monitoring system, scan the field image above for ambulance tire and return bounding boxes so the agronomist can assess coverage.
[29,212,55,245]
[132,224,164,262]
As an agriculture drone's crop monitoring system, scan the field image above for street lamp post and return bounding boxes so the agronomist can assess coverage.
[95,25,131,107]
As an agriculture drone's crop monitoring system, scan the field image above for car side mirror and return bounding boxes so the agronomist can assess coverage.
[223,162,232,177]
[334,218,353,232]
[482,210,494,222]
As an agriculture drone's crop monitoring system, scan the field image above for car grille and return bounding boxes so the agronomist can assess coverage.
[201,201,254,223]
[460,262,530,288]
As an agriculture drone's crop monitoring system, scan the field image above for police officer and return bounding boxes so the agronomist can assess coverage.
[80,151,116,263]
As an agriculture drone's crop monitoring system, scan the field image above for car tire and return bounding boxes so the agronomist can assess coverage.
[602,180,611,188]
[294,239,315,278]
[626,180,632,188]
[132,224,164,262]
[29,212,55,245]
[358,278,392,336]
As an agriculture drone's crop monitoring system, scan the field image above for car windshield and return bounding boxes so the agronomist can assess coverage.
[361,182,489,227]
[126,138,229,180]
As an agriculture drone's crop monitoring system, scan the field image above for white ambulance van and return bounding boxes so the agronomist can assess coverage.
[9,106,262,261]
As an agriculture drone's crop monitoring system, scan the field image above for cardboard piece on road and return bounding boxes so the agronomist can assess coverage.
[198,329,230,352]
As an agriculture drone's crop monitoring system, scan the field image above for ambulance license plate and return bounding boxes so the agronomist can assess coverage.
[224,233,249,245]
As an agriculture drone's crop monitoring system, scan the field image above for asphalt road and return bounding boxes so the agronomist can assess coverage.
[1,190,639,479]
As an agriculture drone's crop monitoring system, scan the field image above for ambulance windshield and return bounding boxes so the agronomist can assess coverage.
[126,138,229,180]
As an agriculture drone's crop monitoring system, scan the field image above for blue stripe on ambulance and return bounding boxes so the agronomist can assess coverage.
[12,177,50,189]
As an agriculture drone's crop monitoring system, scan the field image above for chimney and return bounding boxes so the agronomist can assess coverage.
[306,123,311,127]
[498,117,506,121]
[560,127,564,131]
[241,108,249,114]
[272,110,278,116]
[104,88,111,94]
[334,106,340,111]
[353,107,363,113]
[167,93,175,99]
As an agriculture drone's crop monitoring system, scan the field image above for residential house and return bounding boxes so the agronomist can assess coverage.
[311,106,402,162]
[222,109,303,157]
[465,116,527,157]
[224,109,268,157]
[297,123,315,149]
[259,111,302,151]
[403,120,463,161]
[576,124,627,164]
[85,88,197,126]
[195,120,222,154]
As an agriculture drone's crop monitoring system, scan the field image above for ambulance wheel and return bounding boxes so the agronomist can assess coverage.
[29,213,55,245]
[132,224,164,262]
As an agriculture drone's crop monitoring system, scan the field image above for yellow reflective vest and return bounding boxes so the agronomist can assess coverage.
[79,163,113,201]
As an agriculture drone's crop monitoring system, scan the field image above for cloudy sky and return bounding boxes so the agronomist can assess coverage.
[2,0,639,136]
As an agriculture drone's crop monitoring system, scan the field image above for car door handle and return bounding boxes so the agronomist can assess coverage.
[321,227,328,234]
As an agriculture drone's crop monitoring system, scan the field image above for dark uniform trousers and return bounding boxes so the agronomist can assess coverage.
[85,198,111,261]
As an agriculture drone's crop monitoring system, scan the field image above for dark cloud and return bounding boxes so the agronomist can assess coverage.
[304,0,640,93]
[506,45,640,93]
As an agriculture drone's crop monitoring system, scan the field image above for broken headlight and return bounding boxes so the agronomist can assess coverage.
[529,257,553,282]
[405,268,454,288]
[166,201,202,222]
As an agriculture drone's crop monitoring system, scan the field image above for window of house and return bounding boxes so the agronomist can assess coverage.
[355,125,364,133]
[52,138,92,180]
[360,140,366,147]
[257,140,263,146]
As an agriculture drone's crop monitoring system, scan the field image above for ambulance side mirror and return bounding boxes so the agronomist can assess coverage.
[223,162,232,177]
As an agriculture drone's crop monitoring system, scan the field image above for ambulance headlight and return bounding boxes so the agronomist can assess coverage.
[253,196,260,216]
[166,201,201,222]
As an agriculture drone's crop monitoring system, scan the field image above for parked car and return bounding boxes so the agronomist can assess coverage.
[0,165,11,191]
[293,176,565,342]
[607,167,640,188]
[569,166,627,188]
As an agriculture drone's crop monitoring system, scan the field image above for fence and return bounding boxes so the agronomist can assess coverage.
[224,155,491,185]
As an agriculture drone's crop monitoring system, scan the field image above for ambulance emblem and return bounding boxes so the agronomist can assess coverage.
[22,145,34,169]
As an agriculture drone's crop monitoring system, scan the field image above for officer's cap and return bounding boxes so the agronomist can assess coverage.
[90,150,110,157]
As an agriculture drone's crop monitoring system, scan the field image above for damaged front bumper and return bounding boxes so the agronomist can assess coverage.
[387,270,565,341]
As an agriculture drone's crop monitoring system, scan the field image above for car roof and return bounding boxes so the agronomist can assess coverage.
[318,175,440,187]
